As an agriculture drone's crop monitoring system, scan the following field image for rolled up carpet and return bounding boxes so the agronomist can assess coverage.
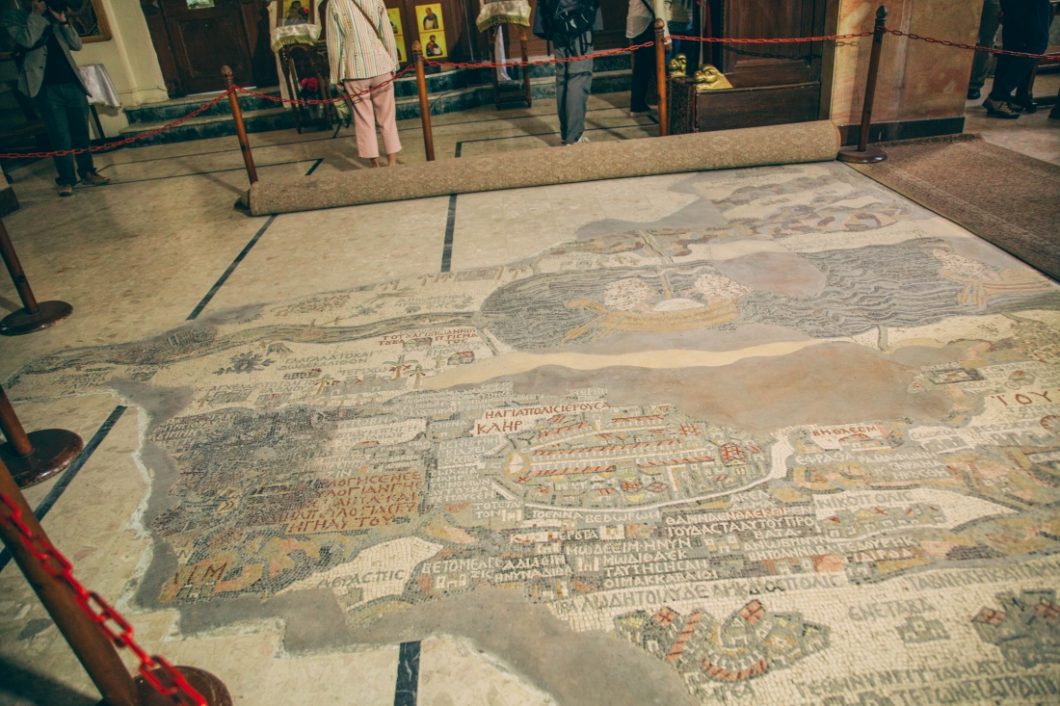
[248,120,840,215]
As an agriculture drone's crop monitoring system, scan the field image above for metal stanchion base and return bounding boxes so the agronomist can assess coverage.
[1,429,84,488]
[120,666,233,706]
[837,145,887,164]
[0,300,73,336]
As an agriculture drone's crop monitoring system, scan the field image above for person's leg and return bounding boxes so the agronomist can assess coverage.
[555,48,571,143]
[369,75,401,166]
[968,0,1001,97]
[343,78,381,163]
[985,0,1025,116]
[563,56,593,144]
[33,85,78,188]
[1013,0,1053,109]
[62,85,98,181]
[630,29,655,113]
[992,0,1044,98]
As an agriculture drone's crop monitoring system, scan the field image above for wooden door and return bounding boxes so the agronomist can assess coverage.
[695,0,830,131]
[142,0,272,96]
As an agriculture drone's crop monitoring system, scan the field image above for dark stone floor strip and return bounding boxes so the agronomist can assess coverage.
[393,641,421,706]
[305,158,324,176]
[187,215,277,320]
[442,194,457,273]
[0,405,128,576]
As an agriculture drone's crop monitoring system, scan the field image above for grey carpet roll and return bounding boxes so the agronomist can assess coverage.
[248,121,840,215]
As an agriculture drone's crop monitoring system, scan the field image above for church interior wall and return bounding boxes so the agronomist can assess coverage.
[50,0,983,138]
[831,0,980,126]
[68,0,168,134]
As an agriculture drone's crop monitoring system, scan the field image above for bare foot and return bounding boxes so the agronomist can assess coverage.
[370,158,381,168]
[387,154,399,167]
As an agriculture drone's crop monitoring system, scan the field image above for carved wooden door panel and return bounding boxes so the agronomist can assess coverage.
[142,0,262,96]
[715,0,824,86]
[694,0,830,131]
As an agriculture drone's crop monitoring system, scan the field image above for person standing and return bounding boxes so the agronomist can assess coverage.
[533,0,602,146]
[982,0,1053,118]
[626,0,669,117]
[3,0,110,197]
[324,0,402,167]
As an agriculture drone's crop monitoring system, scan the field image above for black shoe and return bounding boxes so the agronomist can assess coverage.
[983,97,1019,119]
[967,87,981,100]
[1011,95,1037,114]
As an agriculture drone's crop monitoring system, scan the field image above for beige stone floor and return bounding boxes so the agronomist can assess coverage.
[0,86,1057,706]
[963,72,1060,165]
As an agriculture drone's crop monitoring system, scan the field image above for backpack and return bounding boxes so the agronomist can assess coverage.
[542,0,598,46]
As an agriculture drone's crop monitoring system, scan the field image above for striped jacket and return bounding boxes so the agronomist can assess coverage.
[322,0,399,83]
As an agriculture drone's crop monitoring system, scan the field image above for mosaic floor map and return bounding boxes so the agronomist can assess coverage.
[9,164,1060,704]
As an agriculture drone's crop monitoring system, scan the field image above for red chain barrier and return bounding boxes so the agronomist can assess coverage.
[429,40,656,71]
[237,63,417,108]
[0,492,208,706]
[885,28,1060,61]
[671,31,873,44]
[0,91,231,161]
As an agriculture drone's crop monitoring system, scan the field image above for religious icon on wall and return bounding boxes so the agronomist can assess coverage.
[423,32,447,58]
[388,7,408,63]
[415,3,448,60]
[279,0,312,25]
[416,3,443,31]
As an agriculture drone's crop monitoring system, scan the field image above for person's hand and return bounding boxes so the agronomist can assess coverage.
[49,8,67,22]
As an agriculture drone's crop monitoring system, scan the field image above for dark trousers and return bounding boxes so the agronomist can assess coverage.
[555,47,593,144]
[33,82,95,186]
[989,0,1052,100]
[630,27,656,113]
[969,0,1001,90]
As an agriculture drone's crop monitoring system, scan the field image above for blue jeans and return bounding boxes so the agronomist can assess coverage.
[33,82,96,186]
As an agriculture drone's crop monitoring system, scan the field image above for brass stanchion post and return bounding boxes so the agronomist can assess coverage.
[838,5,888,163]
[0,457,234,705]
[654,18,669,137]
[413,42,436,161]
[0,457,139,706]
[0,383,83,488]
[0,218,72,336]
[221,65,259,183]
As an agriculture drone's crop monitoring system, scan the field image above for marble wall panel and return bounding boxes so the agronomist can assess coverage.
[831,0,981,126]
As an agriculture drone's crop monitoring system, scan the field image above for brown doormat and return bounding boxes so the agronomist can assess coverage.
[846,134,1060,281]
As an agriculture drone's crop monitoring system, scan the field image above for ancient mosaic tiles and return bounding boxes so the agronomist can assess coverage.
[7,163,1060,705]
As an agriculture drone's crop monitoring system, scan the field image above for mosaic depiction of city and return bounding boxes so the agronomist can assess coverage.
[9,165,1060,703]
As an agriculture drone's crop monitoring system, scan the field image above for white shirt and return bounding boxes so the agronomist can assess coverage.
[626,0,670,39]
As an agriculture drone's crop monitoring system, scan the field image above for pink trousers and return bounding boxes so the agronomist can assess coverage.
[342,75,401,160]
